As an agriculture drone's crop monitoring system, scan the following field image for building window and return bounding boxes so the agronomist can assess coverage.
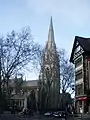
[75,69,82,80]
[75,57,82,68]
[76,84,83,95]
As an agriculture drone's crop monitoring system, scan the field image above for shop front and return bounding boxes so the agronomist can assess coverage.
[76,96,87,113]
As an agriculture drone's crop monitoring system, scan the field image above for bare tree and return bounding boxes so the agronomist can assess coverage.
[0,27,41,110]
[37,48,74,112]
[59,49,75,94]
[0,27,40,82]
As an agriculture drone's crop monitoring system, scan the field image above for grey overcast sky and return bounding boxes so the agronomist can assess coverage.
[0,0,90,80]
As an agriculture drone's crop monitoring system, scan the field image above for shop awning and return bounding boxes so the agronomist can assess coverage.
[76,97,87,101]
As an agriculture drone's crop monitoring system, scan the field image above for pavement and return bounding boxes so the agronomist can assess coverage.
[68,113,90,120]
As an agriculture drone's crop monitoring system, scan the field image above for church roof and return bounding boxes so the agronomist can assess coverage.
[8,79,38,88]
[10,94,26,100]
[21,80,38,88]
[70,36,90,63]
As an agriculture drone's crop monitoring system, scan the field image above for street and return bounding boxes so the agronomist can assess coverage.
[0,113,90,120]
[0,113,65,120]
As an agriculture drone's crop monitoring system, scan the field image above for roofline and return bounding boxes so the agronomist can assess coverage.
[24,80,38,82]
[70,36,85,63]
[70,36,90,63]
[70,36,76,63]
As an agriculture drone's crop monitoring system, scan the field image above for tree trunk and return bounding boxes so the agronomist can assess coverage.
[45,87,50,111]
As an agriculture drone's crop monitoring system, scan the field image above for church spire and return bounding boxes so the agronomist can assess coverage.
[45,16,56,51]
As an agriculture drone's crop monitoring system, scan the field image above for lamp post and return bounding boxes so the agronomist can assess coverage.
[71,84,75,120]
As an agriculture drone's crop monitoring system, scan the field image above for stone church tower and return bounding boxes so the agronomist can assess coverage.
[39,17,60,111]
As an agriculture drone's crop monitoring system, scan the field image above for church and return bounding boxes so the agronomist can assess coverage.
[9,17,60,112]
[38,17,60,111]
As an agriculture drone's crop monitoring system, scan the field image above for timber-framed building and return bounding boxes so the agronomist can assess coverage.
[70,36,90,113]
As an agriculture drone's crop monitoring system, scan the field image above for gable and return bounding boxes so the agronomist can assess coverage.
[70,38,84,63]
[74,45,83,55]
[70,36,90,63]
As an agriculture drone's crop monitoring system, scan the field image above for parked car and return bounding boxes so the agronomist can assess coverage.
[53,111,66,118]
[44,112,53,116]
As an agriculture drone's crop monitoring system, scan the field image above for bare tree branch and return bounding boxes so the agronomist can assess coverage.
[0,27,41,87]
[59,49,75,93]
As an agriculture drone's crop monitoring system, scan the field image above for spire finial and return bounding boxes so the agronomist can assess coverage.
[50,16,52,23]
[49,16,53,31]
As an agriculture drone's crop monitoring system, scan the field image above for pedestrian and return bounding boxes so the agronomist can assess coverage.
[11,106,13,114]
[64,107,68,120]
[11,105,15,115]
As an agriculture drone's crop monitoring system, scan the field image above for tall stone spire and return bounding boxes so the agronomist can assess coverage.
[39,17,60,111]
[45,16,56,51]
